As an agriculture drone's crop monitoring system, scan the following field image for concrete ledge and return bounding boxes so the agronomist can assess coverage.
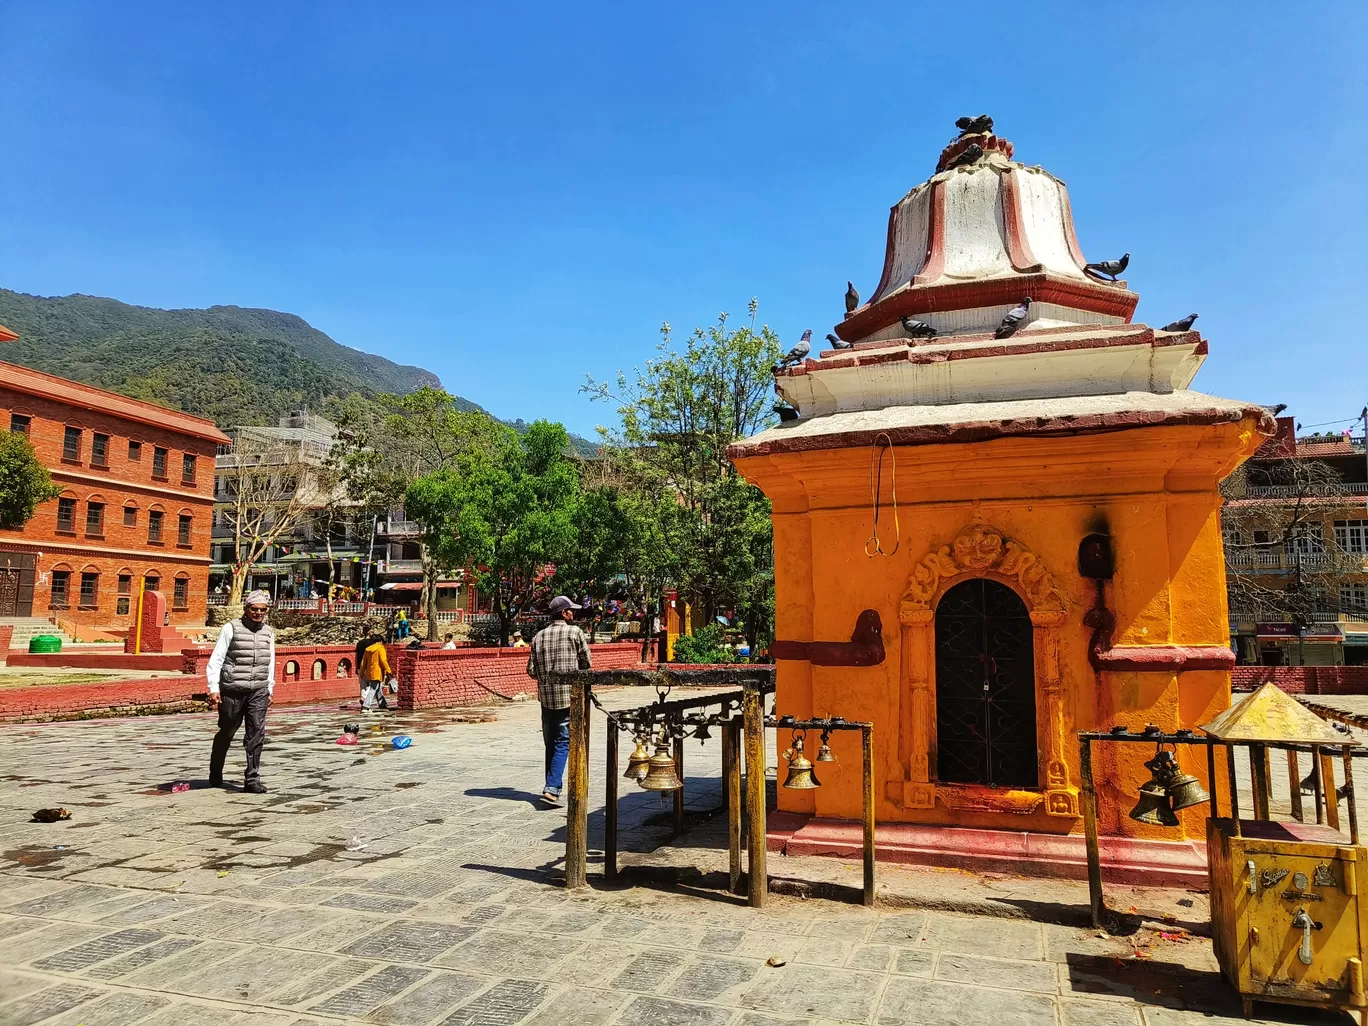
[769,816,1209,890]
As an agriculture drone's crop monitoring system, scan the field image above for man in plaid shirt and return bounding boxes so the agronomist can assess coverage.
[526,595,592,805]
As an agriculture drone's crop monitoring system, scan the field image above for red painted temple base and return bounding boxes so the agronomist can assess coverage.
[767,812,1208,890]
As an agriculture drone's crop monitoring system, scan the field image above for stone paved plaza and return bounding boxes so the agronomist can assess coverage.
[0,693,1356,1025]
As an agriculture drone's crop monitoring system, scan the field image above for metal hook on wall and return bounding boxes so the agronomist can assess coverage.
[865,432,900,557]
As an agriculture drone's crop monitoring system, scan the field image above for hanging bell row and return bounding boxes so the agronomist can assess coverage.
[1128,748,1210,827]
[815,730,837,764]
[622,735,651,784]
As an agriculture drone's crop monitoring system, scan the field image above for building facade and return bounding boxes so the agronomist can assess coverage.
[1224,414,1368,665]
[0,349,229,631]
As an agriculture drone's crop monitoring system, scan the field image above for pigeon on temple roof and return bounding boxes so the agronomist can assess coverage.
[1161,313,1199,332]
[776,329,812,369]
[900,316,937,338]
[1084,253,1130,281]
[947,143,984,169]
[994,299,1031,339]
[955,114,994,136]
[825,333,852,350]
[845,281,860,313]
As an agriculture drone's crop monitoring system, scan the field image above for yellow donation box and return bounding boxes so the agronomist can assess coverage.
[1203,684,1366,1022]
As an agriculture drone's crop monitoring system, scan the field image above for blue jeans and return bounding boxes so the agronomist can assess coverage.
[541,706,571,796]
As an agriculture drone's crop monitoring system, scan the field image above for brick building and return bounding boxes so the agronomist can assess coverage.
[0,339,230,633]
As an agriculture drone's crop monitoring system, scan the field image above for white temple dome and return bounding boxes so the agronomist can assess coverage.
[838,126,1138,344]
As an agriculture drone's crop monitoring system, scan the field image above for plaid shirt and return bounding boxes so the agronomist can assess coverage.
[526,620,592,709]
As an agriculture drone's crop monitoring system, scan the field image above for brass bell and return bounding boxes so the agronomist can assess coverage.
[638,744,684,792]
[1129,780,1179,826]
[1164,767,1210,812]
[781,735,821,790]
[1128,752,1179,827]
[622,736,651,783]
[815,731,837,763]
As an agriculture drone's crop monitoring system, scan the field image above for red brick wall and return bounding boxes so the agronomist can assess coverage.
[396,642,656,710]
[1233,666,1368,696]
[181,642,377,683]
[0,673,359,720]
[0,378,221,629]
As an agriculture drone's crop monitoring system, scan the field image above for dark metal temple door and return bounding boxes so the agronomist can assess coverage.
[934,578,1037,788]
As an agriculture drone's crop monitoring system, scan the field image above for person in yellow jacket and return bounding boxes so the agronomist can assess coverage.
[359,633,392,712]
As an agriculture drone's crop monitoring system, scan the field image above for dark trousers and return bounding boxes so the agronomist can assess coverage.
[541,706,571,796]
[210,687,269,785]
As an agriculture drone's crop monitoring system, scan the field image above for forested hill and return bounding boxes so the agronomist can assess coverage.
[0,289,446,428]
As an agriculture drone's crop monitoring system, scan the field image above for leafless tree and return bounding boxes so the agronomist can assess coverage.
[1221,458,1361,629]
[219,433,324,604]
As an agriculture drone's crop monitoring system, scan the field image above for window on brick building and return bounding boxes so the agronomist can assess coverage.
[1335,521,1368,555]
[91,433,109,468]
[56,497,76,533]
[1342,583,1368,618]
[148,509,164,543]
[85,501,105,537]
[173,577,189,610]
[9,413,30,436]
[123,505,137,527]
[63,426,82,462]
[116,574,132,616]
[128,440,142,461]
[177,514,192,546]
[144,574,160,592]
[79,572,99,609]
[152,446,168,479]
[50,570,70,608]
[182,453,196,484]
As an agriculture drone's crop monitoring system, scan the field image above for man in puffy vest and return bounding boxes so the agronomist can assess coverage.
[207,590,277,793]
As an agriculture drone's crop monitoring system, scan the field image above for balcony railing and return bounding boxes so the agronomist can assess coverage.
[1226,550,1368,572]
[378,559,424,574]
[1241,483,1368,499]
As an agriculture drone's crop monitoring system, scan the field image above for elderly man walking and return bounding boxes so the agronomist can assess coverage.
[526,595,591,805]
[207,590,277,793]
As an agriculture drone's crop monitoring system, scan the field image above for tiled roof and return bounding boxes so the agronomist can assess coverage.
[0,359,230,444]
[0,323,17,343]
[1297,440,1355,457]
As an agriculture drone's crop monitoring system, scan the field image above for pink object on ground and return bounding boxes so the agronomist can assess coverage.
[170,782,190,793]
[335,734,359,746]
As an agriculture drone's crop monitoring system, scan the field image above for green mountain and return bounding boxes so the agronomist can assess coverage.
[0,289,441,428]
[0,290,599,455]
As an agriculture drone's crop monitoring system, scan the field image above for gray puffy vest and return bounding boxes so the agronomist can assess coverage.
[219,618,275,691]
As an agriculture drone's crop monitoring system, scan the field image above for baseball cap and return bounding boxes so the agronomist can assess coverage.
[548,595,581,614]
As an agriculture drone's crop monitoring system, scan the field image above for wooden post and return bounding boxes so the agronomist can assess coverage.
[564,680,590,889]
[1080,736,1104,929]
[1321,748,1341,832]
[1250,745,1271,820]
[1227,744,1242,835]
[1207,742,1219,819]
[725,721,743,894]
[861,725,876,908]
[1287,749,1304,823]
[605,717,619,882]
[743,682,767,908]
[1344,746,1359,844]
[673,733,685,835]
[1313,745,1325,824]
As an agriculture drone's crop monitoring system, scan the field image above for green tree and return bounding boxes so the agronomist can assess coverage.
[583,300,782,652]
[327,388,502,623]
[0,431,62,530]
[406,420,582,644]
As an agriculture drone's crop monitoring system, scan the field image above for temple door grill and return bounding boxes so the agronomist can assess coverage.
[934,578,1038,788]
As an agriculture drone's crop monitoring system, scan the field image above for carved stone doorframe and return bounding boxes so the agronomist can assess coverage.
[896,524,1077,818]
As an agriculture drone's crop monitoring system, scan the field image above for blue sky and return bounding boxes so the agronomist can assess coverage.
[1,2,1364,438]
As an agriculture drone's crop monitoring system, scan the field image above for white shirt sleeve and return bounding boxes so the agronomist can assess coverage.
[206,621,233,695]
[267,631,276,696]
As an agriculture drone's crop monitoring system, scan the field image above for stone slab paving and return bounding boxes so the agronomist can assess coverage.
[0,694,1358,1025]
